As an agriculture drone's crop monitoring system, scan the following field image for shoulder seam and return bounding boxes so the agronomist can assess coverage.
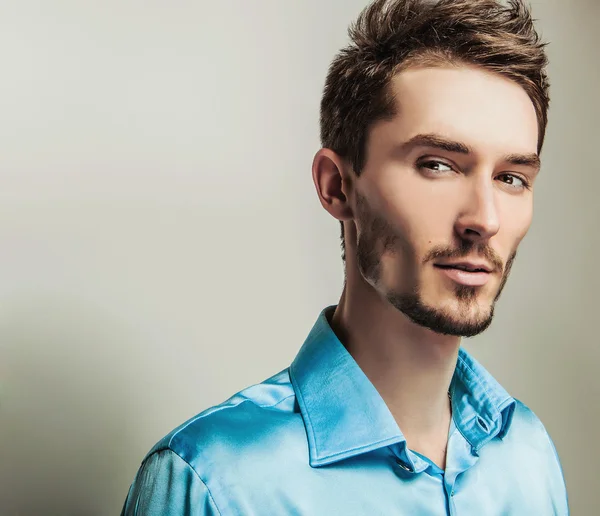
[541,427,569,511]
[154,393,296,515]
[514,401,569,511]
[167,392,296,449]
[167,448,223,516]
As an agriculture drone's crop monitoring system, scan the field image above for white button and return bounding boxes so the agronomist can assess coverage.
[396,459,413,472]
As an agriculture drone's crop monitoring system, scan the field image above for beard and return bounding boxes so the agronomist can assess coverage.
[354,193,516,338]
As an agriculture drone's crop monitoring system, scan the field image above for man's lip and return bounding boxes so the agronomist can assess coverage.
[436,266,492,286]
[434,261,494,273]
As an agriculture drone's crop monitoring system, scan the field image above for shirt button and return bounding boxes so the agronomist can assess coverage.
[396,459,413,472]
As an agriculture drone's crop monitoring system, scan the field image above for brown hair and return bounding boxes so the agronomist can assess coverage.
[320,0,550,261]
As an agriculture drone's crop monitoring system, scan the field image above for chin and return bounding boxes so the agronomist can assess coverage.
[387,290,496,338]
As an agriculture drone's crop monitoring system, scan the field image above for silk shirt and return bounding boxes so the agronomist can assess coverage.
[121,306,569,515]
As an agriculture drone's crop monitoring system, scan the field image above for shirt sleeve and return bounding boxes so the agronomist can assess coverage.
[120,449,221,516]
[544,431,570,515]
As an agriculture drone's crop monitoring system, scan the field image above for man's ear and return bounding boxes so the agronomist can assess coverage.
[312,148,353,222]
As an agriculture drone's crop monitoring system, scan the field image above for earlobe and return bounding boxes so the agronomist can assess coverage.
[312,149,354,222]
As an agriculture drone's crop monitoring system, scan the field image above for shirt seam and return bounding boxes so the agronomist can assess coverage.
[457,353,500,419]
[167,392,295,449]
[168,449,223,516]
[533,407,569,512]
[289,363,319,456]
[164,394,296,515]
[316,436,402,462]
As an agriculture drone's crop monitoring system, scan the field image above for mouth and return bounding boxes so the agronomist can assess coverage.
[433,264,492,287]
[434,264,490,273]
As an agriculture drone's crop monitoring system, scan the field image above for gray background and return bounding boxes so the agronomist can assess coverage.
[0,0,597,514]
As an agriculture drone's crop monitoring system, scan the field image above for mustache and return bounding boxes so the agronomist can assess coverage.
[424,241,507,274]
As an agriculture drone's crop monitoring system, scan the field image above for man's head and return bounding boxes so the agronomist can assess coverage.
[313,0,549,337]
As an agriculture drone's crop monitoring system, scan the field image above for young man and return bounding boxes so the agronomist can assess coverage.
[122,0,569,514]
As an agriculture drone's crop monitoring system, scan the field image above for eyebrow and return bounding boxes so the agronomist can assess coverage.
[399,133,541,171]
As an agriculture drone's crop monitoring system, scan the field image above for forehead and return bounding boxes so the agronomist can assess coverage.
[382,65,539,157]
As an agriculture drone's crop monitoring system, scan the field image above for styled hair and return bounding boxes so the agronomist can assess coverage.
[320,0,550,261]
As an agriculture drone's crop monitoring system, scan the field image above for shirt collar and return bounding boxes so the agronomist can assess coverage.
[290,306,516,467]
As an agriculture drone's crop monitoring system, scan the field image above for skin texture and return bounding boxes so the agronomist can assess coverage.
[312,64,540,469]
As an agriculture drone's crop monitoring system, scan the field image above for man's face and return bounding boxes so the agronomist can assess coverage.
[353,65,540,337]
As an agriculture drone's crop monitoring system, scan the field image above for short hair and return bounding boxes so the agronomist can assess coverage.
[319,0,550,261]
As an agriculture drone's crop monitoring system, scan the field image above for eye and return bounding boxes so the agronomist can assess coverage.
[417,160,454,173]
[497,173,531,191]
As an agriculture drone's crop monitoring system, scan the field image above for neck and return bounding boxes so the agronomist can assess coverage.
[330,273,460,447]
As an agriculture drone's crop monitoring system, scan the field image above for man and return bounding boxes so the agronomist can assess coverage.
[122,0,569,514]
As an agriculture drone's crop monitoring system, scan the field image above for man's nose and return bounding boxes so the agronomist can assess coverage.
[454,177,500,243]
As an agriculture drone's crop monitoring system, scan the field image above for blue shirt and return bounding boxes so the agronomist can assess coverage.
[121,306,569,515]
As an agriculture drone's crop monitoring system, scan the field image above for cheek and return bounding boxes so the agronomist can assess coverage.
[373,202,449,291]
[499,200,533,250]
[373,175,456,239]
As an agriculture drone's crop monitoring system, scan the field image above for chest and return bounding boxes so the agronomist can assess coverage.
[212,449,559,516]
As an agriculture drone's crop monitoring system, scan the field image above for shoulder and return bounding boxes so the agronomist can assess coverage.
[505,398,566,479]
[508,398,569,511]
[507,398,559,454]
[142,368,301,475]
[509,398,554,444]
